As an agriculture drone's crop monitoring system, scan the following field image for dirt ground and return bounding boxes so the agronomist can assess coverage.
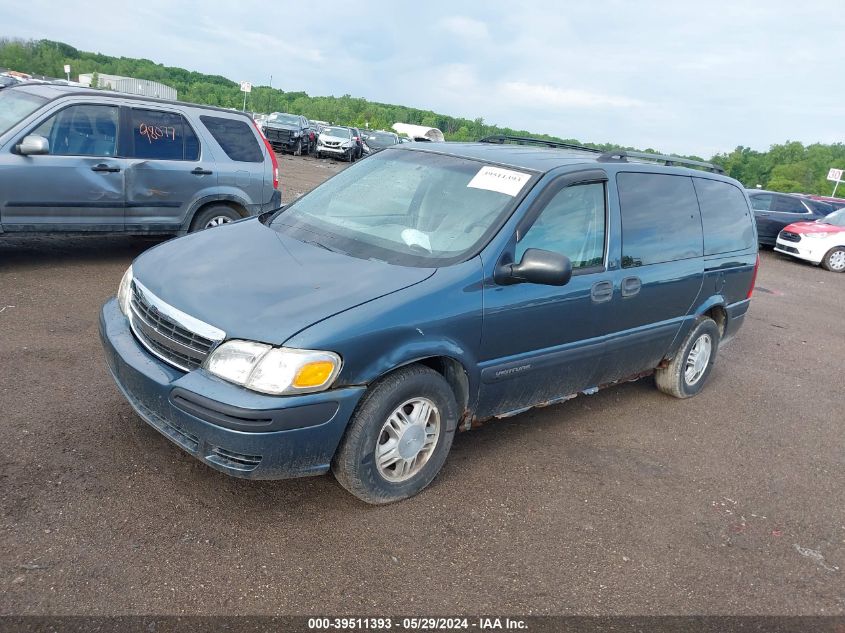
[0,153,843,616]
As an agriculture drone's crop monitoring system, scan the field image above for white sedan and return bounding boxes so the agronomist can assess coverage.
[775,208,845,272]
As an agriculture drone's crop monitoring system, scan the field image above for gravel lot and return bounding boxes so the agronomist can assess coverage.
[0,154,843,616]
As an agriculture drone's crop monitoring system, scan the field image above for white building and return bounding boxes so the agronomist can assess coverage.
[78,73,177,100]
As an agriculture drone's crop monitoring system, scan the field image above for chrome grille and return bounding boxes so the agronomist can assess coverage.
[780,231,801,243]
[129,281,225,372]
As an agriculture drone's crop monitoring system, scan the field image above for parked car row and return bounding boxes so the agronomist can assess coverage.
[747,188,845,272]
[252,108,408,163]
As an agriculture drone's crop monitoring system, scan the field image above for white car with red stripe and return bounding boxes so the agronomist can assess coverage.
[775,208,845,272]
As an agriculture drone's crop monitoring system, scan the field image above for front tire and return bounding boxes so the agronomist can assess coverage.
[189,205,241,232]
[332,365,458,504]
[821,246,845,272]
[293,138,302,156]
[655,317,720,398]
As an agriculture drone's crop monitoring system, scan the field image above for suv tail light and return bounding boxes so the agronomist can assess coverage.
[747,254,760,299]
[253,120,279,190]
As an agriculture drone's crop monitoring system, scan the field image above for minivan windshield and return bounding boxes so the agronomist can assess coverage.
[0,89,47,135]
[821,208,845,227]
[272,149,533,267]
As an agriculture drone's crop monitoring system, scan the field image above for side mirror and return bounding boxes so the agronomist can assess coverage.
[18,134,50,156]
[498,248,573,286]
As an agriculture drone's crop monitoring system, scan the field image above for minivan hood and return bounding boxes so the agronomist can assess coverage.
[132,218,435,345]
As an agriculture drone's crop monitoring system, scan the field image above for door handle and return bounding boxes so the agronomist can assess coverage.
[590,280,613,303]
[621,276,642,298]
[91,164,120,173]
[191,167,213,176]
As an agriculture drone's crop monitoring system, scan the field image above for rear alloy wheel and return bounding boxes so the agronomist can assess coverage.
[189,205,241,232]
[332,365,458,504]
[655,317,721,398]
[821,246,845,272]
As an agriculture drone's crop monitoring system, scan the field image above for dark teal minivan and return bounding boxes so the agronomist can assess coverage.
[99,136,758,503]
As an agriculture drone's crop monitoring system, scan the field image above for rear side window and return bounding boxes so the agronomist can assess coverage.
[617,172,703,268]
[200,115,263,162]
[130,109,199,161]
[771,195,808,214]
[692,178,756,255]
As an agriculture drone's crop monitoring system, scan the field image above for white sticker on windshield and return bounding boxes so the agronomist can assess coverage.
[467,166,531,197]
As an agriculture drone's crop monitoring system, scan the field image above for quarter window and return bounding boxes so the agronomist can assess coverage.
[31,104,118,157]
[516,182,606,270]
[129,109,199,161]
[692,178,756,255]
[617,172,703,268]
[200,115,263,162]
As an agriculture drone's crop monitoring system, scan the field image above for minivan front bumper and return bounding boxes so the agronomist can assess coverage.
[99,298,365,480]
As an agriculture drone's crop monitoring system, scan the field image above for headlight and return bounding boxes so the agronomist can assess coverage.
[801,232,827,239]
[117,265,133,316]
[204,340,341,395]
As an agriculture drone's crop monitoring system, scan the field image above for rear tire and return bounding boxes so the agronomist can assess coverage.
[332,365,458,504]
[189,205,241,232]
[821,246,845,272]
[655,318,720,399]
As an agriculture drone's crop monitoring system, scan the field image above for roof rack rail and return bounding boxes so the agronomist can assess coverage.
[598,149,724,174]
[478,134,602,154]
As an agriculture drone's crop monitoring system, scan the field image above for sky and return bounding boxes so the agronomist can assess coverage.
[2,0,844,157]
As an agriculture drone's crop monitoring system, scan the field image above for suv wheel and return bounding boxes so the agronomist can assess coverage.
[655,317,720,398]
[821,246,845,272]
[332,365,458,504]
[293,138,302,156]
[189,205,241,232]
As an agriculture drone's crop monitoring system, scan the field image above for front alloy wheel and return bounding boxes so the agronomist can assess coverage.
[375,397,441,482]
[332,365,458,504]
[822,247,845,272]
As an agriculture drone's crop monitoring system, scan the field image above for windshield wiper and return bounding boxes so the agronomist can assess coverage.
[303,239,346,255]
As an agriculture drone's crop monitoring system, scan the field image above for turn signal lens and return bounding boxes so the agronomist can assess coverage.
[293,361,336,388]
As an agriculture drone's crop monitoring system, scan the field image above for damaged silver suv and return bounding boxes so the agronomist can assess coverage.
[0,83,280,236]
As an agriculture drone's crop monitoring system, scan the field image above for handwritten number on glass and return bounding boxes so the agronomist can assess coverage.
[139,123,177,143]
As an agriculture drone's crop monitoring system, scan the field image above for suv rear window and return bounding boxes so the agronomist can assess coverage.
[692,178,755,255]
[618,172,703,268]
[199,115,263,162]
[130,108,199,161]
